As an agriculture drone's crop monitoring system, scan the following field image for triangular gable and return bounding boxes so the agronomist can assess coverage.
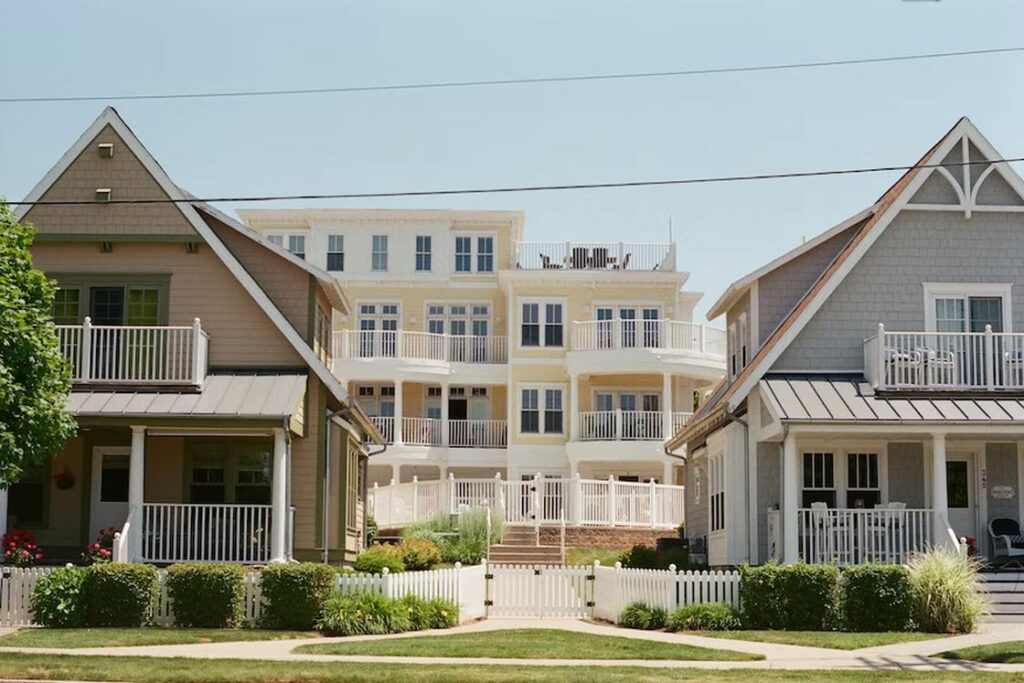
[16,107,375,440]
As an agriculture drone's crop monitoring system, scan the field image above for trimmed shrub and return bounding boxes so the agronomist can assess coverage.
[445,538,486,565]
[166,563,245,628]
[354,545,406,574]
[843,564,914,632]
[908,547,986,633]
[259,563,336,629]
[666,603,742,632]
[31,565,88,627]
[400,594,459,630]
[83,563,158,627]
[401,538,443,571]
[619,602,668,630]
[740,563,840,630]
[316,591,411,636]
[619,545,659,569]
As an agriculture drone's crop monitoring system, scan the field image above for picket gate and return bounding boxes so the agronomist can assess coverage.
[486,563,593,618]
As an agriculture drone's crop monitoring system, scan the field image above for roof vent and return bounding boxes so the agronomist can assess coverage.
[97,143,115,158]
[185,242,200,254]
[95,188,112,202]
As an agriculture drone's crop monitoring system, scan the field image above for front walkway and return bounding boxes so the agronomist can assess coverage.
[2,619,1024,672]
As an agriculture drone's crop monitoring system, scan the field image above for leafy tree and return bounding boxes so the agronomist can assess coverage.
[0,201,76,485]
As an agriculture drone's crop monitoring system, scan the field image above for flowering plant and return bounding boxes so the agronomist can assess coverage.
[53,467,75,490]
[81,527,117,564]
[3,528,43,566]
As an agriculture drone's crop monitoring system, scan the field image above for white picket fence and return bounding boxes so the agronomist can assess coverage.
[487,564,593,618]
[592,564,741,622]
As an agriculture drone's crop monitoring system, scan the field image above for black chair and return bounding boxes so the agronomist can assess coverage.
[990,517,1024,568]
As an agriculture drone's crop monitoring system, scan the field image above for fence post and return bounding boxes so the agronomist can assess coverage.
[191,318,203,383]
[381,566,391,598]
[448,472,456,514]
[80,316,93,382]
[649,479,657,529]
[454,561,463,617]
[613,561,623,623]
[668,563,678,610]
[985,324,996,389]
[412,476,419,523]
[496,472,506,519]
[607,476,616,527]
[533,472,542,535]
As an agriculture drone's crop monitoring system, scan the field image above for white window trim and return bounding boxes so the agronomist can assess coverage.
[517,382,566,436]
[738,313,748,369]
[727,321,738,379]
[451,231,498,274]
[923,282,1013,332]
[414,235,433,273]
[796,441,890,508]
[355,300,402,328]
[590,387,662,411]
[326,234,345,272]
[265,230,310,259]
[371,234,390,273]
[423,300,494,335]
[709,448,725,535]
[517,297,567,350]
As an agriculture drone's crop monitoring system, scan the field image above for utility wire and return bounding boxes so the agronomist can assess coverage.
[11,156,1023,206]
[2,46,1023,104]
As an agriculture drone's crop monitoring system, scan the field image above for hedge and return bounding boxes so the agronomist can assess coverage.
[740,562,839,630]
[843,564,914,632]
[619,602,668,630]
[259,563,336,629]
[84,563,159,627]
[166,563,246,628]
[665,602,742,631]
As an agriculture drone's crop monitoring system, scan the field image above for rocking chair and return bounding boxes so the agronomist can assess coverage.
[989,518,1024,569]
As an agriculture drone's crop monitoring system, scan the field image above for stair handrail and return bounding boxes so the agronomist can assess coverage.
[486,505,492,564]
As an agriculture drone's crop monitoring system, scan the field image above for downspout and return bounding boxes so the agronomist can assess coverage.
[724,408,751,565]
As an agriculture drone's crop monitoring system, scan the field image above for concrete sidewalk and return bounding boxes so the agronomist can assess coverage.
[2,618,1024,673]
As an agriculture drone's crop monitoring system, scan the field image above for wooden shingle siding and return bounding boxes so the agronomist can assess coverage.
[291,377,322,552]
[31,242,302,367]
[22,125,197,238]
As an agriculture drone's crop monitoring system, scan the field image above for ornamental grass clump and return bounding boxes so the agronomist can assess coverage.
[666,603,743,632]
[619,602,668,630]
[316,591,411,636]
[907,547,986,633]
[399,594,459,630]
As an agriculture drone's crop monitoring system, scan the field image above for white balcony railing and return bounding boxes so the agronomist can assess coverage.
[578,410,663,441]
[370,416,395,444]
[333,330,507,364]
[865,324,1024,391]
[449,419,508,448]
[371,474,685,529]
[514,241,676,271]
[671,411,693,435]
[57,318,209,385]
[572,319,726,357]
[402,417,442,446]
[141,503,272,564]
[798,507,932,566]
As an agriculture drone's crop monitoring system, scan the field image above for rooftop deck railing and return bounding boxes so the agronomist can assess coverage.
[514,241,675,271]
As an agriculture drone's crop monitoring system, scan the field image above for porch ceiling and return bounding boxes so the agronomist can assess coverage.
[761,374,1024,425]
[65,371,307,420]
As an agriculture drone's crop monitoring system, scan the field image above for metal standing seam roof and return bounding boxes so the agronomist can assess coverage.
[761,374,1024,424]
[65,373,307,419]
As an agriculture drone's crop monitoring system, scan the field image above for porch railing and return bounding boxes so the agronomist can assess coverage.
[57,318,209,385]
[797,507,932,566]
[370,474,685,529]
[140,503,272,564]
[449,419,508,448]
[402,417,442,446]
[578,410,689,441]
[865,324,1024,391]
[572,319,726,356]
[333,330,507,363]
[514,241,675,271]
[370,416,395,444]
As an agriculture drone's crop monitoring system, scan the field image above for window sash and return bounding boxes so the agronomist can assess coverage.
[477,237,494,272]
[371,235,389,271]
[455,236,472,273]
[327,234,344,271]
[415,235,432,272]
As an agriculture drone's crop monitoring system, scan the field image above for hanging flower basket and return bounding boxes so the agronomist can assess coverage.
[54,468,75,490]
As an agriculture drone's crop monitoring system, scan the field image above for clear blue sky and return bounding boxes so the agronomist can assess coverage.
[3,0,1023,321]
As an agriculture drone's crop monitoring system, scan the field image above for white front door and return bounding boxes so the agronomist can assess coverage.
[90,447,131,534]
[946,453,977,543]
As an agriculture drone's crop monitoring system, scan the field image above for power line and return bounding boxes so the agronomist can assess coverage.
[11,156,1023,206]
[3,46,1023,104]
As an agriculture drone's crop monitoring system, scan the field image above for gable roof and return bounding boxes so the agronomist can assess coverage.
[17,107,381,444]
[673,116,1024,448]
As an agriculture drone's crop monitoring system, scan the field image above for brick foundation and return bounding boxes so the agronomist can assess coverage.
[538,526,677,549]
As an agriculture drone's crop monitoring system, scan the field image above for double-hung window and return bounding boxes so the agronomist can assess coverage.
[371,235,389,272]
[267,234,306,259]
[327,235,344,271]
[455,236,472,273]
[520,300,564,347]
[519,386,564,434]
[709,451,725,532]
[477,237,494,272]
[802,452,836,508]
[415,235,432,272]
[453,234,495,273]
[846,452,880,508]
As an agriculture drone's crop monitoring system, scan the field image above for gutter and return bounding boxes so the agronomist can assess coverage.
[725,408,751,565]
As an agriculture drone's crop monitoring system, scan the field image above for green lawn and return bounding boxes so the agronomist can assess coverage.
[564,547,626,566]
[295,628,759,661]
[695,630,947,650]
[0,654,1019,683]
[0,628,317,649]
[940,640,1024,663]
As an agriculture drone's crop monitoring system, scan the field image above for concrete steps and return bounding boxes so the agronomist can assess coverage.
[489,527,563,565]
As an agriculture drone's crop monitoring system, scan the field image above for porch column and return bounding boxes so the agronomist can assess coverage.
[441,382,450,445]
[662,373,673,440]
[931,432,950,547]
[128,425,146,562]
[663,460,674,485]
[390,464,399,484]
[782,431,799,564]
[393,381,404,445]
[569,373,580,441]
[271,427,289,563]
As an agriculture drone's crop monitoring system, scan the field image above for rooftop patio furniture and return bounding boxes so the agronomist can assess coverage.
[989,518,1024,569]
[884,347,924,386]
[925,347,958,386]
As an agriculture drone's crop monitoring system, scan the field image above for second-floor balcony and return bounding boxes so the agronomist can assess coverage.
[577,410,693,441]
[515,241,675,272]
[865,324,1024,392]
[572,319,726,357]
[57,318,209,386]
[333,330,507,365]
[369,416,508,448]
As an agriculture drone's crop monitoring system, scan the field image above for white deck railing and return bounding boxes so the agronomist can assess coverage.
[402,417,442,446]
[578,410,663,440]
[797,507,932,566]
[141,503,272,564]
[57,318,209,385]
[449,419,508,448]
[370,416,395,444]
[865,324,1024,391]
[371,474,684,530]
[514,241,676,271]
[672,411,693,435]
[572,319,726,356]
[334,330,507,363]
